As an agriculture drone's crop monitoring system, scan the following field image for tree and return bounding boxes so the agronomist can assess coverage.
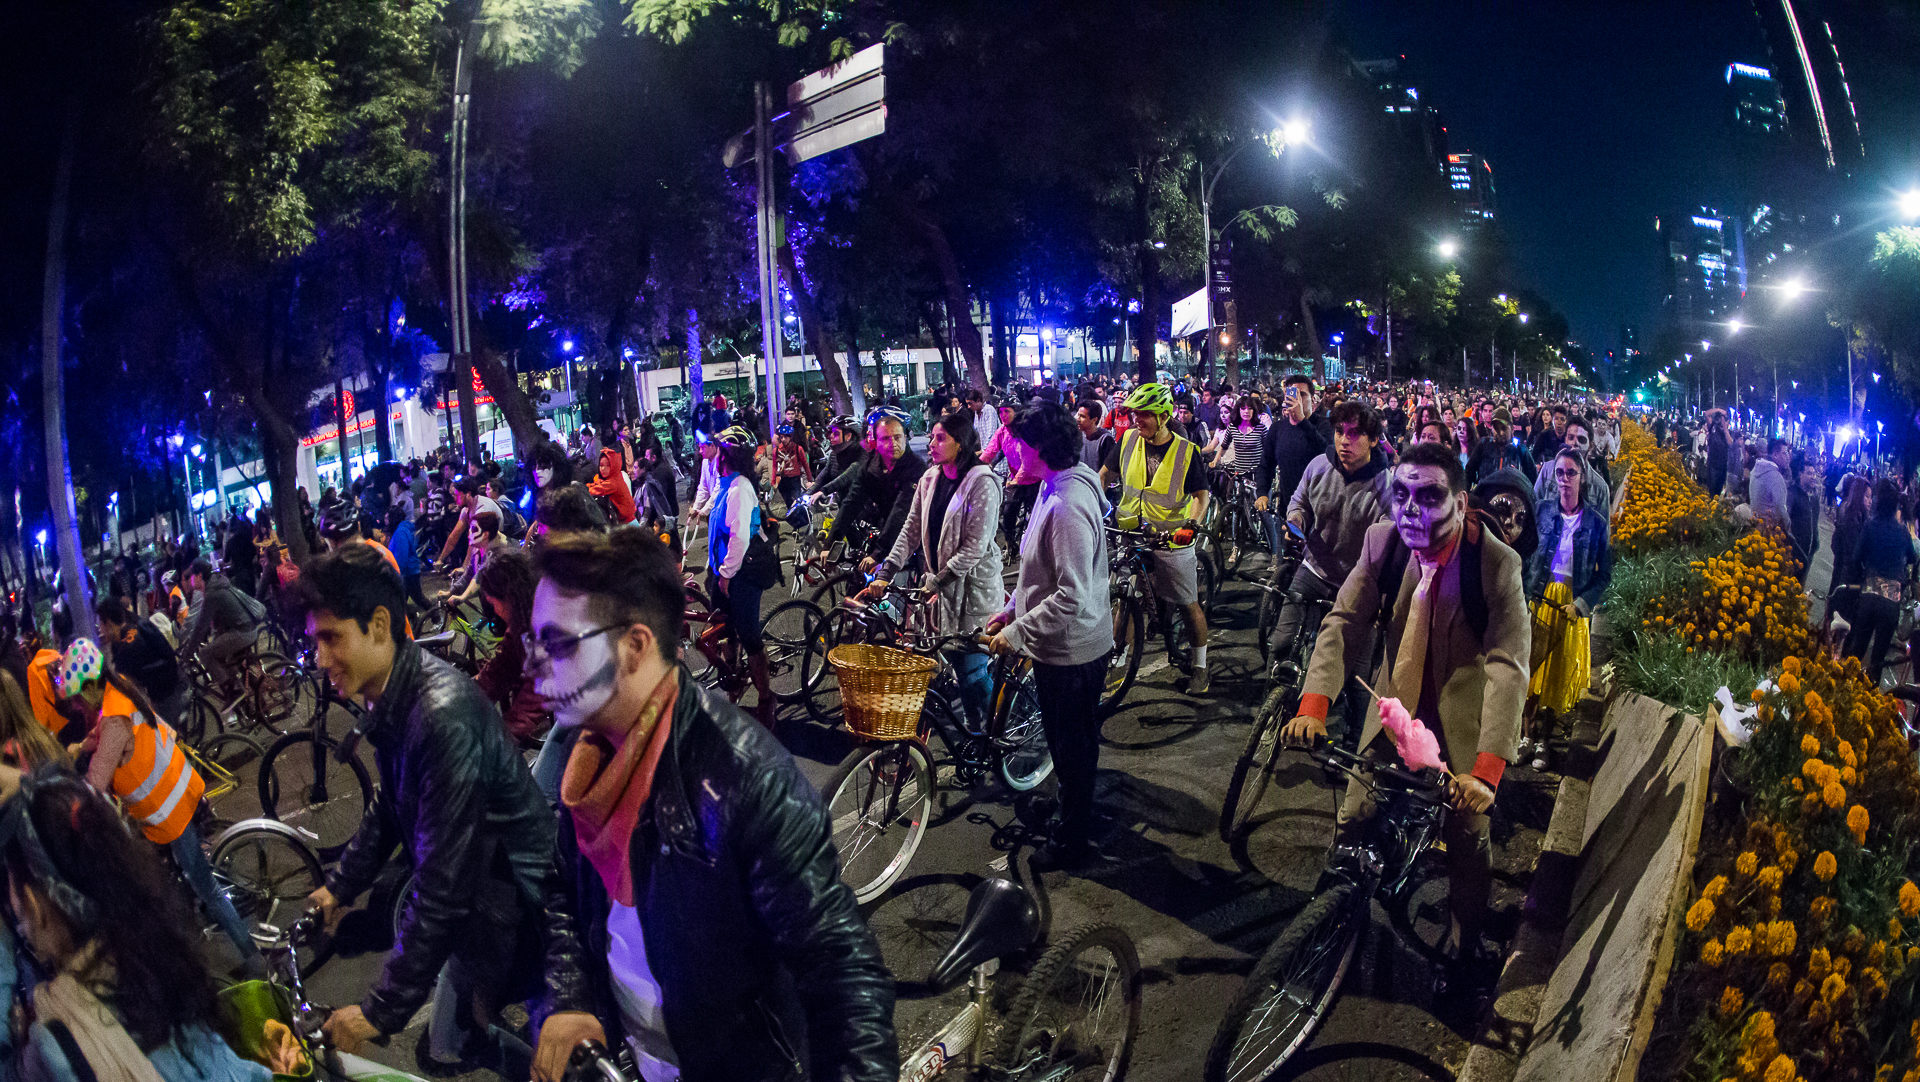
[40,105,96,640]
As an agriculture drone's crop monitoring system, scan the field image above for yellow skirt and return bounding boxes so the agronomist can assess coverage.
[1529,581,1591,715]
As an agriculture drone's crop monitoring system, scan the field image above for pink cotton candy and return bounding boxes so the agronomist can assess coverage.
[1378,696,1448,772]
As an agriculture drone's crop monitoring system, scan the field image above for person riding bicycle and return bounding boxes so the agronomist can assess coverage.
[826,408,926,562]
[771,423,814,511]
[528,529,898,1082]
[1280,441,1528,994]
[178,558,260,693]
[296,545,555,1067]
[707,426,782,728]
[861,411,1005,726]
[94,596,182,719]
[807,416,867,499]
[1272,400,1391,748]
[982,402,1044,547]
[1100,382,1214,693]
[0,770,280,1082]
[441,509,511,607]
[52,638,261,970]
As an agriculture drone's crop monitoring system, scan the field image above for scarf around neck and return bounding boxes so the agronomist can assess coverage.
[559,670,679,906]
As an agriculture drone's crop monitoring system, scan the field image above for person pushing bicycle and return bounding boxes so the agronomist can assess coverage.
[1099,382,1213,692]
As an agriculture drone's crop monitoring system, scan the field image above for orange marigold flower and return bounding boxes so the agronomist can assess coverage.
[1736,851,1759,877]
[1720,985,1745,1017]
[1763,1055,1796,1082]
[1808,947,1832,977]
[1704,875,1730,901]
[1799,733,1819,755]
[1765,962,1790,988]
[1822,781,1846,810]
[1848,805,1870,843]
[1756,866,1783,891]
[1701,938,1724,966]
[1811,896,1837,923]
[1726,926,1754,955]
[1687,897,1716,932]
[1821,972,1848,1004]
[1767,920,1797,956]
[1814,851,1838,881]
[1837,740,1856,766]
[1900,881,1920,918]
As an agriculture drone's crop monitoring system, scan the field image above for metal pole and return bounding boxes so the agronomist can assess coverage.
[1199,169,1213,382]
[754,82,786,416]
[449,21,481,464]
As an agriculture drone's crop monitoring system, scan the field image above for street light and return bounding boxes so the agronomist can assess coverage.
[1777,275,1809,303]
[1899,188,1920,221]
[1196,115,1311,369]
[1437,238,1459,260]
[1728,317,1743,335]
[1518,313,1529,324]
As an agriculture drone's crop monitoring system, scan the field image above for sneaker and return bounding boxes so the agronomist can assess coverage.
[1189,663,1210,694]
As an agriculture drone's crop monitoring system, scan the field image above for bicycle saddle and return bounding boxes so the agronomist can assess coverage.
[926,877,1042,989]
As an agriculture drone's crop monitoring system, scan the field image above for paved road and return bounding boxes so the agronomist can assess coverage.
[235,532,1553,1082]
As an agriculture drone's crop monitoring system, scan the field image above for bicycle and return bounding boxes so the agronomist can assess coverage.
[1252,521,1309,664]
[679,575,826,706]
[179,646,313,744]
[819,593,1052,903]
[1101,523,1209,716]
[414,597,502,676]
[895,875,1140,1081]
[209,818,331,972]
[184,730,267,828]
[256,666,375,857]
[1210,469,1269,576]
[1203,737,1450,1081]
[1220,528,1333,843]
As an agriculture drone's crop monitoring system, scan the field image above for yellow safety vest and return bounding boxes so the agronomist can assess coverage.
[1118,429,1197,543]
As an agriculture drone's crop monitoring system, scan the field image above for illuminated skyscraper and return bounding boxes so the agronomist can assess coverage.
[1447,153,1495,229]
[1659,208,1743,324]
[1726,62,1788,145]
[1747,0,1865,173]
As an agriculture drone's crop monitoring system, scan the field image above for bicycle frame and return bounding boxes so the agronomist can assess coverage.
[1313,744,1449,905]
[899,965,997,1081]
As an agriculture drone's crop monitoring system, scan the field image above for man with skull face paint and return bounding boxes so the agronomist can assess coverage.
[1282,441,1529,984]
[529,530,897,1082]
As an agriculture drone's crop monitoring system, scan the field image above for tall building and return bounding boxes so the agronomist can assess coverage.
[1447,152,1495,229]
[1659,208,1743,325]
[1355,56,1448,172]
[1726,62,1789,145]
[1746,0,1865,173]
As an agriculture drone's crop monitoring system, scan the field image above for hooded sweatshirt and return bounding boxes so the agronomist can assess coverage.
[997,464,1113,666]
[588,447,637,524]
[1747,457,1790,530]
[1287,447,1391,588]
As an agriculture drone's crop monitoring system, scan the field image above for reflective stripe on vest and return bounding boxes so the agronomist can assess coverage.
[106,686,203,845]
[1118,429,1196,530]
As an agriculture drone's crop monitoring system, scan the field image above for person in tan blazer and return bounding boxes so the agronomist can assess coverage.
[1283,440,1529,972]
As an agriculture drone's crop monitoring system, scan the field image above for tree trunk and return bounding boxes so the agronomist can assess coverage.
[470,348,543,457]
[889,198,990,392]
[1297,294,1323,383]
[844,306,867,412]
[1133,169,1161,384]
[922,301,961,388]
[775,241,852,414]
[371,362,394,462]
[41,100,94,642]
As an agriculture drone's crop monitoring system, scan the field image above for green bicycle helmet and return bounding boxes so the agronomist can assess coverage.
[1124,382,1175,417]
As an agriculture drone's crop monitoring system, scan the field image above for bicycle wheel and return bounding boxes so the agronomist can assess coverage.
[258,731,374,855]
[246,651,308,734]
[1198,545,1219,616]
[179,691,221,746]
[1219,508,1248,576]
[210,822,330,971]
[1203,884,1362,1082]
[990,660,1054,792]
[823,740,934,904]
[1099,594,1145,717]
[199,731,265,824]
[764,599,827,702]
[809,569,864,611]
[995,923,1141,1081]
[1220,687,1288,842]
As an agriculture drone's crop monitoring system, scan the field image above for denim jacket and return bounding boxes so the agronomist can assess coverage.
[1525,499,1613,615]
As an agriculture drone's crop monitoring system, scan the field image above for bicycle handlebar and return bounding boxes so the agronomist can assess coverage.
[1304,735,1449,806]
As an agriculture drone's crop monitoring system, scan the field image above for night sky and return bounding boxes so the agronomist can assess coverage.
[1333,0,1920,366]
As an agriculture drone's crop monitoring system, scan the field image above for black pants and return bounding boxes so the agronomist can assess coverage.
[403,572,433,613]
[1034,653,1109,846]
[1845,592,1900,677]
[1003,482,1039,549]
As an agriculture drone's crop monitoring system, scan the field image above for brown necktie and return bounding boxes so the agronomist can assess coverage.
[1393,558,1439,712]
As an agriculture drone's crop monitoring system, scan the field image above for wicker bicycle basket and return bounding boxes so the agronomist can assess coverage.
[829,643,937,741]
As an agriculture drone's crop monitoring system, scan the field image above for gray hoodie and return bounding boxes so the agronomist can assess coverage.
[997,464,1114,666]
[1748,457,1790,530]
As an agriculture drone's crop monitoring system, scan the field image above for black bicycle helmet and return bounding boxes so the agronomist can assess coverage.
[316,501,362,540]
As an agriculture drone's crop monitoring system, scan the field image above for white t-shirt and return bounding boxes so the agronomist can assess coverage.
[1551,508,1581,580]
[607,904,680,1081]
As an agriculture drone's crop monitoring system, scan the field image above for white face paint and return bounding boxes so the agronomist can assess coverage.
[531,582,621,730]
[535,467,554,488]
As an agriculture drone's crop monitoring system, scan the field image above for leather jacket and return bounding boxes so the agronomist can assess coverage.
[325,641,556,1036]
[542,672,897,1081]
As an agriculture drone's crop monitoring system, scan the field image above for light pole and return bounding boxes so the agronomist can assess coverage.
[1197,117,1308,379]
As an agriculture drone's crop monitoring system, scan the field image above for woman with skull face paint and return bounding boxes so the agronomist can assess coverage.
[707,426,780,728]
[1523,449,1611,754]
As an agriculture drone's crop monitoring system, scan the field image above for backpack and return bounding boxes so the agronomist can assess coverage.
[497,500,528,541]
[1373,517,1490,645]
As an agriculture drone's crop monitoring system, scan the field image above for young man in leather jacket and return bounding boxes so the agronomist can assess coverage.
[296,544,557,1067]
[529,529,896,1082]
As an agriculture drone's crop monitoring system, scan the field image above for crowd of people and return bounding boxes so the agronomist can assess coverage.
[0,356,1907,1082]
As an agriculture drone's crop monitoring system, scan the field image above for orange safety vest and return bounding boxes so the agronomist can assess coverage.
[103,686,203,845]
[25,651,61,733]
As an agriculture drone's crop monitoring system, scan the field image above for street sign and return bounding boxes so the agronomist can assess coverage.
[786,43,886,164]
[1172,286,1209,339]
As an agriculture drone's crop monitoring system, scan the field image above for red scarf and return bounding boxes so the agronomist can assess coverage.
[559,671,678,906]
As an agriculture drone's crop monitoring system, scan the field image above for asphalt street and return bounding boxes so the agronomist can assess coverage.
[223,528,1556,1082]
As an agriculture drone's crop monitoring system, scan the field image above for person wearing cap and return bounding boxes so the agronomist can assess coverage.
[1466,408,1538,484]
[1101,382,1214,692]
[54,638,261,969]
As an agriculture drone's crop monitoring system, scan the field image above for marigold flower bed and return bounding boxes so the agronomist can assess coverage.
[1610,421,1920,1081]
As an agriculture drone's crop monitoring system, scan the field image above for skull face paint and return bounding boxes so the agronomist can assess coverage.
[1485,492,1532,549]
[1389,463,1463,553]
[535,467,554,488]
[530,581,621,730]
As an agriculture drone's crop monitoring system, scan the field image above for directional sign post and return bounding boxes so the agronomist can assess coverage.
[730,45,887,415]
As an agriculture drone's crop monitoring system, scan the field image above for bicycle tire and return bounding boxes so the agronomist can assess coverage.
[1198,545,1219,616]
[809,569,864,612]
[258,731,374,857]
[803,606,874,724]
[246,651,308,734]
[989,660,1054,791]
[823,740,934,904]
[764,599,827,703]
[199,731,265,824]
[1220,687,1289,842]
[179,692,220,746]
[994,922,1141,1080]
[210,821,332,973]
[1100,593,1145,718]
[1203,884,1362,1082]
